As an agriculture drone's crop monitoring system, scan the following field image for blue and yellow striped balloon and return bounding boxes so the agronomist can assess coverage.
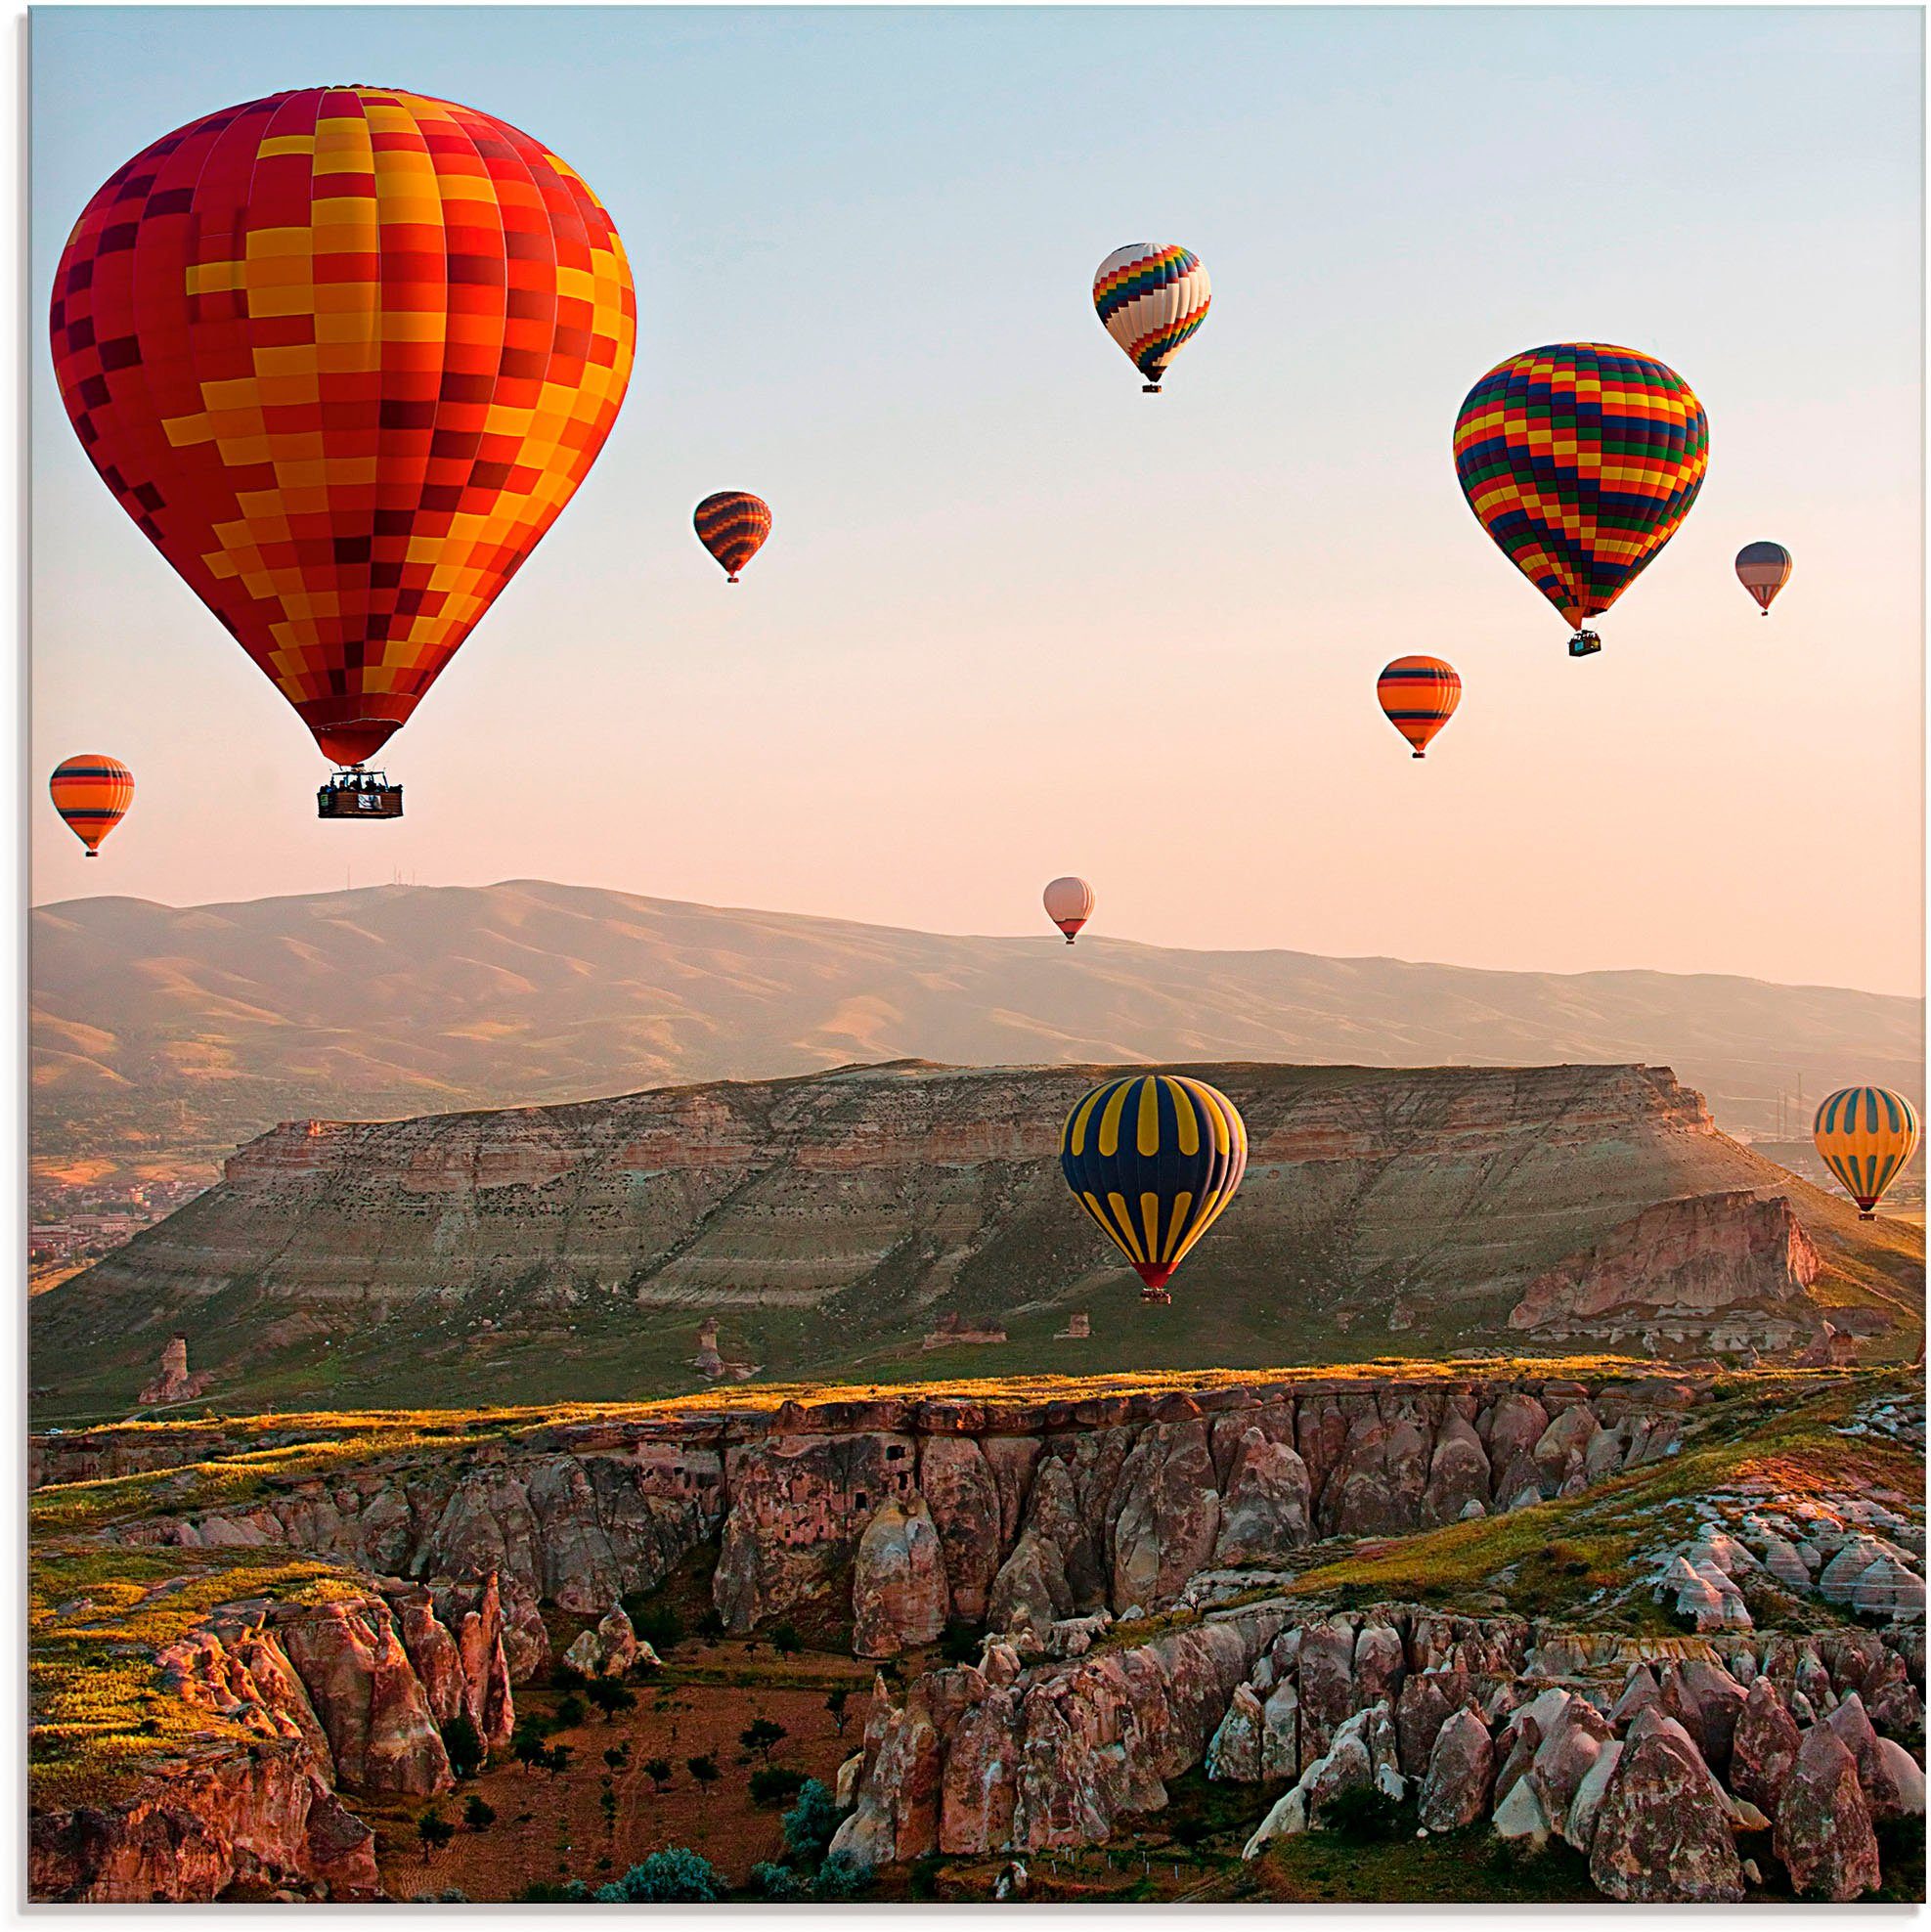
[1060,1074,1248,1302]
[1813,1086,1920,1220]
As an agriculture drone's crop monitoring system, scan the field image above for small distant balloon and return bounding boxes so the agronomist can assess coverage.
[51,755,134,856]
[1813,1086,1920,1221]
[1378,656,1462,759]
[1735,542,1792,616]
[1043,877,1096,944]
[1093,245,1210,393]
[1454,343,1708,656]
[1060,1074,1249,1302]
[693,493,772,583]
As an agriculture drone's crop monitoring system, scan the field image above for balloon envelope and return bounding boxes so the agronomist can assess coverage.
[49,87,636,768]
[51,754,134,855]
[1735,542,1792,615]
[1043,876,1095,942]
[1813,1086,1920,1218]
[1453,343,1708,638]
[1093,245,1210,389]
[1060,1074,1248,1298]
[693,492,771,582]
[1378,656,1461,758]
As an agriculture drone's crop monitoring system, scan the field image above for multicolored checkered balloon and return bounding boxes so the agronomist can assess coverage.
[49,87,636,768]
[1453,343,1707,645]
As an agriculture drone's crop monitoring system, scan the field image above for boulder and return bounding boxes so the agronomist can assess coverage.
[987,1530,1073,1640]
[1560,1738,1622,1854]
[853,1495,948,1660]
[1729,1675,1802,1816]
[1211,1432,1312,1565]
[1774,1723,1881,1901]
[1206,1685,1264,1783]
[1824,1691,1922,1823]
[1417,1707,1494,1832]
[1586,1707,1743,1903]
[593,1603,638,1677]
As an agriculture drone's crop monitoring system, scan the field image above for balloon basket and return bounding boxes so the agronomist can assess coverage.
[1139,1288,1172,1305]
[1142,383,1162,394]
[1567,631,1602,658]
[318,768,404,820]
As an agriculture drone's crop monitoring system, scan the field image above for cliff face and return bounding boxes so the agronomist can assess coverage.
[1509,1192,1824,1351]
[39,1058,1865,1414]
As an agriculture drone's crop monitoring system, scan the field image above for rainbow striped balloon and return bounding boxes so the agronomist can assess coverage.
[1378,656,1462,759]
[1093,245,1210,393]
[51,754,134,856]
[693,492,772,583]
[1060,1074,1247,1303]
[1454,343,1708,647]
[1813,1086,1920,1220]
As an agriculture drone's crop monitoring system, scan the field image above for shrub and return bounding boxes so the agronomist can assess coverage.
[750,1765,808,1807]
[939,1618,983,1666]
[642,1755,673,1791]
[554,1693,587,1728]
[541,1744,574,1778]
[749,1860,808,1900]
[626,1602,685,1653]
[511,1722,550,1770]
[417,1808,455,1862]
[441,1713,485,1780]
[592,1848,725,1903]
[696,1608,725,1641]
[1322,1785,1406,1843]
[462,1795,496,1832]
[514,1879,592,1903]
[686,1753,720,1790]
[812,1851,873,1901]
[587,1678,635,1721]
[781,1778,841,1865]
[770,1622,803,1656]
[825,1687,853,1734]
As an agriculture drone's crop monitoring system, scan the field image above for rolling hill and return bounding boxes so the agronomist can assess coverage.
[31,880,1923,1187]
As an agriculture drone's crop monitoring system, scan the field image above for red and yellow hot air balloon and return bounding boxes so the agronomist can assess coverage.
[1735,542,1792,616]
[1454,343,1708,657]
[1814,1086,1920,1221]
[1377,656,1461,759]
[50,755,134,856]
[1060,1075,1248,1303]
[48,88,636,797]
[1043,876,1095,944]
[693,492,771,583]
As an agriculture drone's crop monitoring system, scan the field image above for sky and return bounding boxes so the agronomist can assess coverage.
[29,6,1925,996]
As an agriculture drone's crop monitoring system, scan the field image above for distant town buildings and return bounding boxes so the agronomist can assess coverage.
[29,1178,205,1266]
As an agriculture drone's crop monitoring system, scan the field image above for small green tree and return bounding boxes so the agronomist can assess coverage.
[540,1743,574,1778]
[685,1753,720,1792]
[598,1786,619,1836]
[781,1778,841,1866]
[605,1745,632,1775]
[593,1848,724,1903]
[417,1808,455,1864]
[586,1677,635,1722]
[750,1765,807,1807]
[813,1851,873,1901]
[441,1713,485,1780]
[462,1795,496,1832]
[770,1622,803,1656]
[642,1756,673,1793]
[511,1723,549,1774]
[740,1717,787,1763]
[824,1687,853,1735]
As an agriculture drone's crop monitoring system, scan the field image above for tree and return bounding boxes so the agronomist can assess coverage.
[750,1766,807,1807]
[462,1795,496,1832]
[642,1756,673,1793]
[441,1713,485,1780]
[813,1852,873,1901]
[598,1786,619,1836]
[512,1724,549,1774]
[749,1861,807,1900]
[586,1678,635,1722]
[740,1718,787,1763]
[554,1692,588,1729]
[939,1618,983,1666]
[825,1687,853,1736]
[605,1746,633,1776]
[592,1848,724,1904]
[770,1622,803,1656]
[417,1808,455,1864]
[696,1609,725,1642]
[540,1743,574,1778]
[625,1602,685,1653]
[685,1753,720,1792]
[781,1778,841,1866]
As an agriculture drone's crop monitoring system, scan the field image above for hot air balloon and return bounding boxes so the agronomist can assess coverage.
[1378,656,1461,759]
[1735,542,1792,616]
[1453,344,1708,658]
[1814,1086,1920,1221]
[1043,876,1095,944]
[1093,245,1210,393]
[50,755,133,856]
[693,492,771,583]
[48,88,636,813]
[1060,1074,1248,1303]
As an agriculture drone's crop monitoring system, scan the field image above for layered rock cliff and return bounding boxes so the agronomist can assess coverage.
[37,1058,1896,1416]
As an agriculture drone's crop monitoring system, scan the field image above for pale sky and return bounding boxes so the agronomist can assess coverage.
[30,7,1925,996]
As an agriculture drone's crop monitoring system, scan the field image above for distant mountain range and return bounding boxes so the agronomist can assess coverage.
[31,879,1922,1182]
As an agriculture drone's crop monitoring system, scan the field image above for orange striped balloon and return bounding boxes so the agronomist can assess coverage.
[1377,656,1462,759]
[51,754,134,856]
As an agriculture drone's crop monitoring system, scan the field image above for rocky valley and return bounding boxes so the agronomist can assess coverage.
[28,1366,1926,1903]
[31,1059,1922,1420]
